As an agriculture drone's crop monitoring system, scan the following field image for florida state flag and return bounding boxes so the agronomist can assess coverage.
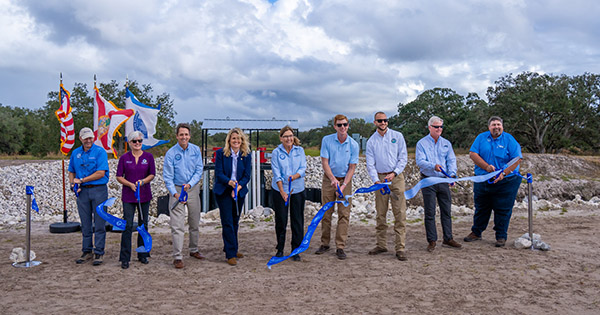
[93,86,134,158]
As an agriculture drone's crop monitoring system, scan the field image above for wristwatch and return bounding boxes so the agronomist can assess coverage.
[502,171,507,176]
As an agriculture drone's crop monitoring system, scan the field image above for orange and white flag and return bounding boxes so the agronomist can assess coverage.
[93,86,135,158]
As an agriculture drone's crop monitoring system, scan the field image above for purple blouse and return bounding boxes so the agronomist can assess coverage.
[116,151,156,203]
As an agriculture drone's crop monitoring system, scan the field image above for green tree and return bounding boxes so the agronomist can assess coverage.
[0,104,25,154]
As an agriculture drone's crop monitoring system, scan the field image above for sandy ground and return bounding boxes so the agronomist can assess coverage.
[1,208,599,315]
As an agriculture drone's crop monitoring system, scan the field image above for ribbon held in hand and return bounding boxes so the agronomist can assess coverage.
[96,197,126,231]
[285,176,292,206]
[134,181,141,202]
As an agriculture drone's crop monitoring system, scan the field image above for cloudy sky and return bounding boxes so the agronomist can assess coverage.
[1,0,598,129]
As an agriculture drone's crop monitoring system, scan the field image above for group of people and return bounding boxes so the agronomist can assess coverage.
[68,112,522,268]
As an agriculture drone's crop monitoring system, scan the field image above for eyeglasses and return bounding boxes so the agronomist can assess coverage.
[336,123,349,127]
[376,119,389,123]
[430,125,443,129]
[281,135,294,139]
[131,139,143,144]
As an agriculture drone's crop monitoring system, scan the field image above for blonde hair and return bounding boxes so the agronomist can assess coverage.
[223,127,250,157]
[279,125,300,146]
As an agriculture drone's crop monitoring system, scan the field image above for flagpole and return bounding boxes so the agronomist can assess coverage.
[60,72,67,224]
[124,75,129,152]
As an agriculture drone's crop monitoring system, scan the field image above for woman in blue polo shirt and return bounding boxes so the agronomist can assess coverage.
[271,126,307,261]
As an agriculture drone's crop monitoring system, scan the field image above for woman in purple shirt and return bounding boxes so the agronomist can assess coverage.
[116,131,156,269]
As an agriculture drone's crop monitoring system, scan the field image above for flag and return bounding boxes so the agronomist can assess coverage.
[93,86,135,158]
[54,83,75,155]
[124,87,169,149]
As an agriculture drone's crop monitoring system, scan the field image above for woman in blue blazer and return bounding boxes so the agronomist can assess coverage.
[213,127,252,266]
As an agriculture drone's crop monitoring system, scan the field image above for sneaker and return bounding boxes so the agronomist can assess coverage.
[121,261,129,269]
[368,246,388,255]
[495,239,506,247]
[92,254,103,266]
[336,249,347,260]
[292,254,301,262]
[75,252,93,264]
[314,245,330,255]
[463,232,482,242]
[427,241,436,252]
[396,251,408,261]
[442,239,463,249]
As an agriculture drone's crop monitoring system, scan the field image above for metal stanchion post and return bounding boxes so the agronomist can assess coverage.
[527,173,534,250]
[13,189,41,268]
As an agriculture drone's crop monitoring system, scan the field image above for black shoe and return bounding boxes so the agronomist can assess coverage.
[139,257,149,264]
[121,261,129,269]
[92,254,103,266]
[336,249,347,260]
[464,232,482,242]
[292,254,301,262]
[495,239,506,247]
[275,250,284,258]
[75,252,93,264]
[314,245,330,255]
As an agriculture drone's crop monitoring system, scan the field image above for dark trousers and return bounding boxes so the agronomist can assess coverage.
[472,175,521,240]
[272,190,305,252]
[215,188,245,259]
[422,182,453,242]
[119,201,150,262]
[77,185,108,255]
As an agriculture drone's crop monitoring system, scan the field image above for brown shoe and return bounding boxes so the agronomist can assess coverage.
[463,232,482,242]
[336,249,347,260]
[368,246,388,255]
[443,239,463,249]
[173,259,184,269]
[427,241,436,252]
[314,245,330,255]
[189,252,206,260]
[396,251,408,261]
[227,257,237,266]
[236,253,244,258]
[495,239,506,247]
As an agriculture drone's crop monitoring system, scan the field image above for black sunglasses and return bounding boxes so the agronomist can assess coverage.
[336,123,349,127]
[376,119,389,123]
[430,125,443,129]
[131,139,143,144]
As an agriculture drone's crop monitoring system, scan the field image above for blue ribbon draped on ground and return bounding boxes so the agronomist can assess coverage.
[136,224,152,253]
[96,197,152,253]
[404,157,523,200]
[267,182,391,268]
[26,186,39,212]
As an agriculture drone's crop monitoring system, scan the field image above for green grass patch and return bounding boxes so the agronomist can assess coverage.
[560,208,568,215]
[407,218,423,224]
[263,216,273,222]
[538,206,550,212]
[304,148,320,157]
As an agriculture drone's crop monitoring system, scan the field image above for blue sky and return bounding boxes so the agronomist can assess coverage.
[0,0,598,129]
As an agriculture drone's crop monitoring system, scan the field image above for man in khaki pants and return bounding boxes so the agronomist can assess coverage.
[315,114,359,260]
[365,112,409,261]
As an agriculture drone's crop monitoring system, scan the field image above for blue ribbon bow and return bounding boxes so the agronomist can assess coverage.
[26,186,39,213]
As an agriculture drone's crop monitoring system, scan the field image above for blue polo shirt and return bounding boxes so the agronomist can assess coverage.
[470,131,522,176]
[68,144,109,185]
[320,133,359,178]
[271,144,307,194]
[416,134,457,178]
[163,142,203,196]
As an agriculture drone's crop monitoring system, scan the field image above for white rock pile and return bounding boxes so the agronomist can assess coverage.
[514,233,551,251]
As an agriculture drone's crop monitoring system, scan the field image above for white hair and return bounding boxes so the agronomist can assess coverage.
[428,116,443,126]
[128,131,144,142]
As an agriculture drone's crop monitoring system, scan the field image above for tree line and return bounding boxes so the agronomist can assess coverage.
[0,71,598,157]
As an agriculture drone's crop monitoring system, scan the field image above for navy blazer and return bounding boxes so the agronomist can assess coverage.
[213,148,252,198]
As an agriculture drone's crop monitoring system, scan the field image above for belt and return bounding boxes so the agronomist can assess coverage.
[334,176,346,181]
[81,184,104,188]
[378,171,395,175]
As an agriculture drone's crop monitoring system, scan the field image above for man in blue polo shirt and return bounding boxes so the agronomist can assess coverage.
[315,114,359,260]
[464,116,522,247]
[68,127,109,266]
[163,123,204,269]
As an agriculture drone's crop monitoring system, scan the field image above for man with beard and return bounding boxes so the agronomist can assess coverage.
[365,112,408,261]
[464,116,522,247]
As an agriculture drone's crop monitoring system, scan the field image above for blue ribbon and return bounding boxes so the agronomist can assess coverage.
[26,186,39,213]
[134,181,141,202]
[72,183,79,197]
[285,176,292,206]
[135,224,153,253]
[267,182,392,268]
[95,197,127,231]
[179,187,188,202]
[234,182,238,201]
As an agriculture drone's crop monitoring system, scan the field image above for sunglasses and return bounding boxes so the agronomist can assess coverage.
[376,119,389,123]
[430,125,443,129]
[131,139,143,144]
[336,123,349,127]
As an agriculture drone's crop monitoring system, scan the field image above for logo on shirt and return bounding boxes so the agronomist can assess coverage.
[497,144,504,149]
[175,154,182,161]
[391,138,397,143]
[142,159,148,164]
[77,153,81,159]
[126,160,133,164]
[279,153,286,160]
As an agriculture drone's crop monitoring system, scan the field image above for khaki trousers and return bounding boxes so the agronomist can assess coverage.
[321,176,353,249]
[169,184,201,259]
[374,173,407,252]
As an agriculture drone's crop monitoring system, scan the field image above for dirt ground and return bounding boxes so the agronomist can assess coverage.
[1,209,599,314]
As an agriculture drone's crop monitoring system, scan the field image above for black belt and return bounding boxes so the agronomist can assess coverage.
[81,184,104,188]
[378,171,395,175]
